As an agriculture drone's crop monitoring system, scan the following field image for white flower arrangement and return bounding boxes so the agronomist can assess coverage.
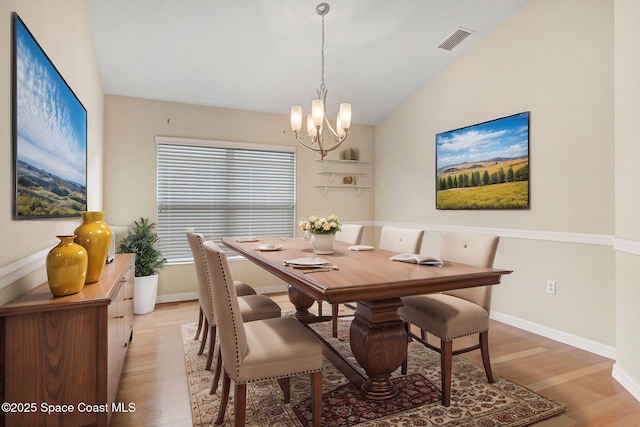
[299,214,342,235]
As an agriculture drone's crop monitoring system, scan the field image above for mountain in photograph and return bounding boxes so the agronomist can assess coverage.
[16,159,86,217]
[437,156,527,175]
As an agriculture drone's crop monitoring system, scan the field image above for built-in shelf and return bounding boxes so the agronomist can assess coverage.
[315,159,372,193]
[315,159,370,165]
[319,171,368,177]
[314,185,371,195]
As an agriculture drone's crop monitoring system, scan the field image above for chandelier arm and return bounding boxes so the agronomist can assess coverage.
[294,133,322,151]
[322,113,339,139]
[316,87,340,140]
[316,134,347,154]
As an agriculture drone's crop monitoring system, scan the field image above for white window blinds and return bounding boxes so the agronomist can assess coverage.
[157,137,296,263]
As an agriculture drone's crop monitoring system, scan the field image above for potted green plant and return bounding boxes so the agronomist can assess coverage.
[117,217,166,314]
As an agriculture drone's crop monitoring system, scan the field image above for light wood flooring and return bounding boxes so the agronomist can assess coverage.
[110,296,640,427]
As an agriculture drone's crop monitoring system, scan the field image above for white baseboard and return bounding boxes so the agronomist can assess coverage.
[155,292,198,304]
[612,364,640,402]
[490,311,616,359]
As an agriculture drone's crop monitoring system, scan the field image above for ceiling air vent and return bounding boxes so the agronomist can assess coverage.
[438,27,475,51]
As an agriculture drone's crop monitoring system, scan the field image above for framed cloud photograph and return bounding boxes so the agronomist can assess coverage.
[12,13,87,219]
[436,112,529,210]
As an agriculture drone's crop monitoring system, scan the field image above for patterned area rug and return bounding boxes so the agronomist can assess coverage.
[182,317,567,426]
[293,373,440,426]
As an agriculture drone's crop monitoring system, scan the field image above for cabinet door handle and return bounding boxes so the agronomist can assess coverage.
[114,315,125,319]
[124,297,133,301]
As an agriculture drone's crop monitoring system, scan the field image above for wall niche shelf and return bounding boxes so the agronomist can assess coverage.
[318,171,367,180]
[314,159,372,194]
[316,159,370,170]
[314,185,371,195]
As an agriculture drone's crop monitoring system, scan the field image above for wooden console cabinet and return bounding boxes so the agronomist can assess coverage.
[0,254,135,427]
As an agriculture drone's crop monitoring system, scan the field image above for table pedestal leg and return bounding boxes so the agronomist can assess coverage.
[349,298,407,401]
[287,285,316,320]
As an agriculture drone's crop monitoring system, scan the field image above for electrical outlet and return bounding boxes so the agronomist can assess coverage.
[546,280,556,295]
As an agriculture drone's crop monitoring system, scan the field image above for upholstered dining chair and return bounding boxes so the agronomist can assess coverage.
[335,223,364,247]
[203,241,323,427]
[398,232,500,406]
[320,224,365,337]
[189,232,256,353]
[191,234,257,344]
[191,260,257,342]
[187,232,281,384]
[379,226,425,254]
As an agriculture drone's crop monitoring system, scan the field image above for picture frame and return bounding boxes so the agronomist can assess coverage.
[12,13,87,219]
[436,112,529,210]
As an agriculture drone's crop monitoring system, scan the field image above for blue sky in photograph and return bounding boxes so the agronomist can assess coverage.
[15,17,86,186]
[436,112,529,170]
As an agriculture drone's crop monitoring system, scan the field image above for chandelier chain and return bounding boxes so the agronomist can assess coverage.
[320,12,325,91]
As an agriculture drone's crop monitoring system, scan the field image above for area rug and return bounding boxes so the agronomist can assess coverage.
[182,318,567,427]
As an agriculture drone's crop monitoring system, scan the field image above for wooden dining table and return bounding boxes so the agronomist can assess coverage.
[223,236,512,402]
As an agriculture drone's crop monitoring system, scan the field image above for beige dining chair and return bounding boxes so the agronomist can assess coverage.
[320,224,365,337]
[398,232,500,406]
[189,232,257,351]
[193,271,256,342]
[203,241,323,427]
[379,226,425,254]
[187,232,281,383]
[335,223,364,246]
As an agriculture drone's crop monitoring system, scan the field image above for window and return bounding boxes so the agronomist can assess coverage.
[157,137,296,263]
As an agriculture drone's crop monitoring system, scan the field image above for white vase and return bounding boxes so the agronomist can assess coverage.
[134,274,158,314]
[311,233,335,255]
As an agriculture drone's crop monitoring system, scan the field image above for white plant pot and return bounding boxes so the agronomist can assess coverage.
[134,274,158,314]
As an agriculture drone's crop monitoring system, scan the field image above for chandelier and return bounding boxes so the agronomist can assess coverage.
[290,3,351,159]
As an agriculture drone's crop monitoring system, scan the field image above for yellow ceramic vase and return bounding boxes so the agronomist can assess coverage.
[46,235,88,297]
[74,211,113,283]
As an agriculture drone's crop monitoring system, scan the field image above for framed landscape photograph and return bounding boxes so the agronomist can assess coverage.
[436,112,529,210]
[12,13,87,219]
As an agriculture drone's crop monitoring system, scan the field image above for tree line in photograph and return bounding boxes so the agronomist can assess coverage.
[438,164,529,191]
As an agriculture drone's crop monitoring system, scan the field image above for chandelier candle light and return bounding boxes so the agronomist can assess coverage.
[291,3,351,159]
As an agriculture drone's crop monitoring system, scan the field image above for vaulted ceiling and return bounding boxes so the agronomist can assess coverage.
[86,0,527,125]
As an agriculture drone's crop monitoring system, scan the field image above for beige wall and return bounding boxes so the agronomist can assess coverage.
[376,0,614,233]
[376,0,640,397]
[614,0,640,390]
[103,95,375,297]
[0,1,103,305]
[376,0,616,347]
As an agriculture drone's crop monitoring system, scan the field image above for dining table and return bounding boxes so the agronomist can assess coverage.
[223,236,512,402]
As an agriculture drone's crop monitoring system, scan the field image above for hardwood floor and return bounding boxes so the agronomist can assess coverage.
[110,296,640,427]
[110,300,194,427]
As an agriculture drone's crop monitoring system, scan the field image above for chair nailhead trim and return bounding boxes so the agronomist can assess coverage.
[428,328,489,341]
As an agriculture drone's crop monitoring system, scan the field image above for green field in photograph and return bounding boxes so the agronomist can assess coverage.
[437,181,528,209]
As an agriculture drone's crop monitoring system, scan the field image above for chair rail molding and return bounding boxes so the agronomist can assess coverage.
[374,221,614,247]
[612,237,640,256]
[0,247,50,291]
